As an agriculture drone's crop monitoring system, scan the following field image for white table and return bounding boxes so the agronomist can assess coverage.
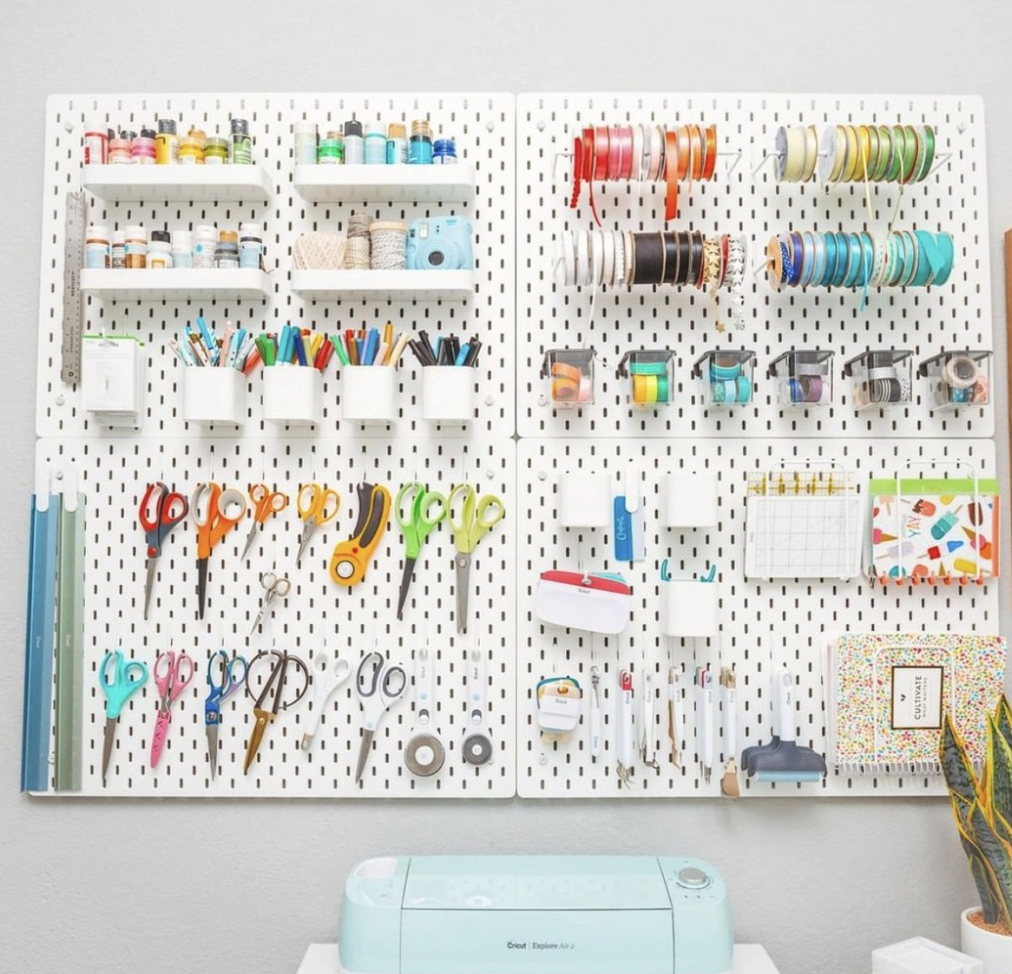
[296,944,780,974]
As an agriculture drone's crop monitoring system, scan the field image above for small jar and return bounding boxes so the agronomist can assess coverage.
[84,117,109,165]
[215,229,239,269]
[432,138,457,164]
[155,119,178,164]
[132,128,156,164]
[171,229,193,269]
[239,222,263,270]
[343,119,364,164]
[386,123,408,164]
[108,133,133,165]
[364,121,387,164]
[318,131,344,164]
[180,128,206,164]
[193,224,217,269]
[409,119,433,164]
[294,120,318,164]
[230,118,251,164]
[124,225,148,269]
[111,230,126,269]
[148,229,173,269]
[85,225,111,269]
[205,136,229,165]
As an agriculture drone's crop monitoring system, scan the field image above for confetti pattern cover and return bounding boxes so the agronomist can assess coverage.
[827,632,1007,771]
[869,477,1000,583]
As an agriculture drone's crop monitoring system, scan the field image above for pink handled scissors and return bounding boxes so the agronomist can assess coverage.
[150,650,196,769]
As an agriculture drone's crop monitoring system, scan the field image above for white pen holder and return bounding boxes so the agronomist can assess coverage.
[181,367,244,426]
[557,473,612,528]
[341,365,397,424]
[262,367,323,426]
[660,581,719,638]
[662,472,719,529]
[421,366,475,423]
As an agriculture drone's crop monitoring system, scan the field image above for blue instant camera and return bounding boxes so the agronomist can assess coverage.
[406,216,474,270]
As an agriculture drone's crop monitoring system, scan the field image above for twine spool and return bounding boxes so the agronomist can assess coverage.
[292,232,347,270]
[369,221,408,270]
[345,213,372,270]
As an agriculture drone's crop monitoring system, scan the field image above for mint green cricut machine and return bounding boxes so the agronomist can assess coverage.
[339,856,734,974]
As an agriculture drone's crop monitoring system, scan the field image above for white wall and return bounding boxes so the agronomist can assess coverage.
[1,2,1008,972]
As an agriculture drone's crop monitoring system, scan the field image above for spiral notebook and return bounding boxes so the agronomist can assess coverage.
[825,632,1007,772]
[868,477,1001,583]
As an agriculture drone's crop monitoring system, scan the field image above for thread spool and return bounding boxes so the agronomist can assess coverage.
[369,221,408,270]
[345,213,372,270]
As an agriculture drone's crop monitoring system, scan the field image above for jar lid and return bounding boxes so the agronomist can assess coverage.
[369,221,408,232]
[112,229,125,242]
[206,137,229,149]
[120,130,137,141]
[323,132,343,142]
[172,230,192,246]
[365,121,385,137]
[293,120,317,133]
[150,229,171,243]
[387,122,406,139]
[344,119,363,137]
[230,118,249,134]
[86,225,109,236]
[85,116,108,132]
[139,129,156,140]
[411,119,431,136]
[239,222,262,234]
[157,118,177,134]
[195,224,217,237]
[188,128,207,143]
[125,225,147,238]
[434,139,455,151]
[219,229,239,244]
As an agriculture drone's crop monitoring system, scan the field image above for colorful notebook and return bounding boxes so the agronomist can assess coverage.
[868,477,1000,583]
[825,632,1007,772]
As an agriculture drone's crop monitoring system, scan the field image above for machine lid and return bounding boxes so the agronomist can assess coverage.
[402,856,671,911]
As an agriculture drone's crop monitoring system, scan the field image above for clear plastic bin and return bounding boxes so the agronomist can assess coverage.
[918,350,992,411]
[691,349,755,407]
[616,349,676,408]
[541,348,595,407]
[768,350,834,408]
[843,349,913,411]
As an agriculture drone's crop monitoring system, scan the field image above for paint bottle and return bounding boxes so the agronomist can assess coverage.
[343,120,364,165]
[364,121,387,164]
[294,120,318,164]
[230,118,252,165]
[124,226,148,269]
[205,137,229,165]
[386,123,408,164]
[193,225,217,269]
[181,128,207,165]
[155,119,178,164]
[408,120,433,164]
[239,222,263,270]
[108,132,133,165]
[318,131,344,165]
[215,229,240,269]
[132,128,157,165]
[84,117,109,165]
[148,230,173,269]
[111,230,125,269]
[171,229,193,269]
[84,225,111,269]
[432,138,457,164]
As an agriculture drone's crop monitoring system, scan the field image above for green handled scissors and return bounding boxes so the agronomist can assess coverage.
[448,483,506,634]
[395,482,448,620]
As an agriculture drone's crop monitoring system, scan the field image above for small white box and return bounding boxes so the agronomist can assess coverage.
[558,473,612,529]
[661,581,719,638]
[81,334,146,427]
[662,472,719,528]
[873,937,983,974]
[421,366,475,423]
[342,366,397,424]
[262,367,323,426]
[181,367,244,425]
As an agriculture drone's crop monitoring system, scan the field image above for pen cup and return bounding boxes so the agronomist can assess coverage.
[262,366,323,426]
[662,472,719,529]
[421,366,475,423]
[181,367,244,426]
[660,580,719,638]
[341,365,398,424]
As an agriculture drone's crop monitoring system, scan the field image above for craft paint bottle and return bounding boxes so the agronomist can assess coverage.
[84,117,109,165]
[108,132,133,164]
[111,229,125,269]
[171,229,193,269]
[386,122,408,164]
[205,136,229,164]
[124,225,148,269]
[132,128,157,165]
[409,119,433,164]
[230,118,252,164]
[215,229,239,269]
[318,131,344,165]
[432,138,457,164]
[85,225,111,269]
[294,120,318,164]
[193,224,217,268]
[155,119,178,164]
[364,121,387,164]
[343,120,364,164]
[148,229,173,269]
[239,222,263,270]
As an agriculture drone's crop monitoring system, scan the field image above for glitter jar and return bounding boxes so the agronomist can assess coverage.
[124,225,148,269]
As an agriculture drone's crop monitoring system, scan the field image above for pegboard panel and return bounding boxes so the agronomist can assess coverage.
[34,435,515,798]
[36,93,515,440]
[517,93,992,439]
[516,437,998,798]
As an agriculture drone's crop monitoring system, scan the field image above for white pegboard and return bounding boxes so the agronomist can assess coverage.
[34,430,515,796]
[517,93,993,439]
[36,93,515,440]
[516,437,998,798]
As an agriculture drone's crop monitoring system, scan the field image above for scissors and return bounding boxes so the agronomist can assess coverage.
[301,653,352,751]
[243,649,310,773]
[395,482,448,620]
[150,649,196,769]
[99,649,149,786]
[192,482,248,620]
[240,483,289,561]
[296,483,341,567]
[139,482,189,621]
[249,570,292,637]
[205,650,248,780]
[448,484,506,634]
[354,651,407,783]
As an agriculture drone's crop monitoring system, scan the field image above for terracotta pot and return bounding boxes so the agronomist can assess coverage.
[961,907,1012,973]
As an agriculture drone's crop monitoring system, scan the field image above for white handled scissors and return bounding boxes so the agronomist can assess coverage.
[300,653,351,751]
[354,652,407,783]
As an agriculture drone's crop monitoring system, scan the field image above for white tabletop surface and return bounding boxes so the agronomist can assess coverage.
[296,944,780,974]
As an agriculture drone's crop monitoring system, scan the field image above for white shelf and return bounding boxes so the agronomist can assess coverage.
[82,164,273,201]
[291,268,474,301]
[293,164,474,202]
[80,268,271,301]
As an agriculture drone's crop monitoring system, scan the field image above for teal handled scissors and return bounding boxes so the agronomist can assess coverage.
[205,650,248,780]
[395,482,448,620]
[448,483,506,634]
[99,649,149,786]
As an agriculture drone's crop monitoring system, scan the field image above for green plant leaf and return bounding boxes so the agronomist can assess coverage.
[968,800,1012,930]
[961,833,1004,926]
[941,714,980,802]
[997,696,1012,752]
[989,717,1012,828]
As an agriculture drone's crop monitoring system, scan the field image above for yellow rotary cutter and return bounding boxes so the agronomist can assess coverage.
[329,482,391,587]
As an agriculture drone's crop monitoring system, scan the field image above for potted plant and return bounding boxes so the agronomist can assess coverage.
[941,696,1012,973]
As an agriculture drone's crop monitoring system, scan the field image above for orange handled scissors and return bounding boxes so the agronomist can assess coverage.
[240,483,289,561]
[192,482,247,620]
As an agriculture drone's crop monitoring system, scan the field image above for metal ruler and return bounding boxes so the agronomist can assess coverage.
[60,191,85,384]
